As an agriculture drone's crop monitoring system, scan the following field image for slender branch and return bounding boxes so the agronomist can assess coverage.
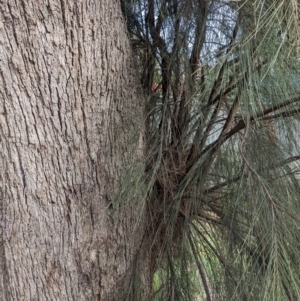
[261,108,300,121]
[190,221,237,283]
[205,155,300,194]
[278,156,300,166]
[188,98,224,163]
[199,96,300,161]
[205,175,241,193]
[185,93,242,181]
[256,96,300,119]
[188,231,212,301]
[203,21,240,111]
[189,1,208,81]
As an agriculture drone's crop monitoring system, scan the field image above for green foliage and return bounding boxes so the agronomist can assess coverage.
[119,0,300,300]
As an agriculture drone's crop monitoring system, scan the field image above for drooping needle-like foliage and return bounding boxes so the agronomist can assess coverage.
[120,0,300,300]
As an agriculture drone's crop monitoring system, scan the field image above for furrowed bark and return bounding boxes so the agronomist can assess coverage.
[0,0,147,300]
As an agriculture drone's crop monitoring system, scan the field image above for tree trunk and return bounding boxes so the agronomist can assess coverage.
[0,0,148,300]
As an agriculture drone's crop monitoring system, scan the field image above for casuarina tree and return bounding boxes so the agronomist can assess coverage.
[1,0,300,300]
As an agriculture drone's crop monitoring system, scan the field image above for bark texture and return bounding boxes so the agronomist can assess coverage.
[0,0,146,300]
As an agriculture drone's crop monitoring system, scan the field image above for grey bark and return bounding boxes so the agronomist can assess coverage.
[0,0,147,300]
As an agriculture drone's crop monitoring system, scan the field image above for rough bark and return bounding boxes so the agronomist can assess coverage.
[0,0,147,300]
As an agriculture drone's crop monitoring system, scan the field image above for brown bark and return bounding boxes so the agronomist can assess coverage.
[0,0,147,300]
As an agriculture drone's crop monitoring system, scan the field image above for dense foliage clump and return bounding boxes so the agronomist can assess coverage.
[121,1,300,300]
